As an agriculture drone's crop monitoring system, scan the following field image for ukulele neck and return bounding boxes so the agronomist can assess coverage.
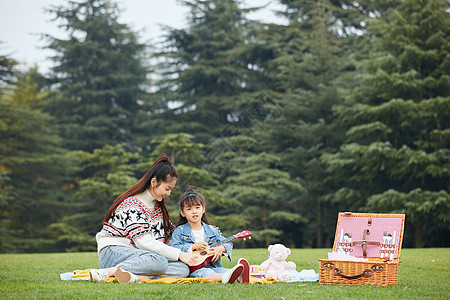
[211,235,236,248]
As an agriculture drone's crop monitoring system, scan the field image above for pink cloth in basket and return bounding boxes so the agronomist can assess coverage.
[334,216,402,258]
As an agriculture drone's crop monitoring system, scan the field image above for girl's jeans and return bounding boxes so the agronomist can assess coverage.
[99,245,189,278]
[190,265,228,279]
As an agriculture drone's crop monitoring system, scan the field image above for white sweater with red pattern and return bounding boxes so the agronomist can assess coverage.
[95,189,181,261]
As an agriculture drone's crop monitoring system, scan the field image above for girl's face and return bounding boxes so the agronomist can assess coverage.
[149,177,177,201]
[180,202,205,225]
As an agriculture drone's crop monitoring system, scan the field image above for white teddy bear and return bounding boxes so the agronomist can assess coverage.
[259,243,296,281]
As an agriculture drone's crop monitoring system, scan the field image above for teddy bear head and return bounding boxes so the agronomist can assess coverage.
[268,243,291,262]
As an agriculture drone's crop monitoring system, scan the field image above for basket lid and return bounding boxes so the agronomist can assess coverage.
[332,212,405,259]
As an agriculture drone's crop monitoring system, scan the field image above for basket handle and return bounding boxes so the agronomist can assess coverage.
[333,268,373,279]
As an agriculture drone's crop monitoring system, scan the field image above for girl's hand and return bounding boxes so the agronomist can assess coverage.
[211,246,226,262]
[192,242,208,251]
[179,252,197,266]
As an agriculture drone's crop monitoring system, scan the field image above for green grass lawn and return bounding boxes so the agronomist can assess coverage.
[0,248,448,299]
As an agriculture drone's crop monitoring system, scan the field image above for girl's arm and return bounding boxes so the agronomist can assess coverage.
[209,225,233,261]
[192,242,208,251]
[211,245,227,262]
[171,227,197,253]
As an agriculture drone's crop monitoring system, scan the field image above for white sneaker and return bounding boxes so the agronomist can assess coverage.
[222,263,244,284]
[89,269,109,282]
[115,268,138,284]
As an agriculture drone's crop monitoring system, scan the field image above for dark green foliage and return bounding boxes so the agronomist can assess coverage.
[0,68,71,253]
[322,0,450,247]
[246,0,351,248]
[0,44,19,88]
[44,0,148,151]
[150,0,258,140]
[48,144,140,252]
[147,133,233,230]
[1,0,448,252]
[223,151,306,247]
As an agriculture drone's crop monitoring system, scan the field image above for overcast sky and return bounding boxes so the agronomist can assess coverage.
[0,0,285,73]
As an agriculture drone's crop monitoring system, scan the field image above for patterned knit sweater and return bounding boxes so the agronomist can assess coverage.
[95,189,181,261]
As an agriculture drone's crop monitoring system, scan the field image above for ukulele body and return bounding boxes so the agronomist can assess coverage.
[181,230,252,273]
[190,247,217,272]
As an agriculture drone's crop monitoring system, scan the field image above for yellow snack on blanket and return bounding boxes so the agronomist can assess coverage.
[72,269,92,278]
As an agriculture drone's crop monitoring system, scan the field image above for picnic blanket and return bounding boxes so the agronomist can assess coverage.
[286,269,319,282]
[60,269,279,284]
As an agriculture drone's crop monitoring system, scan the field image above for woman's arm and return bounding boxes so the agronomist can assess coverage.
[134,234,197,266]
[112,199,197,265]
[134,234,181,260]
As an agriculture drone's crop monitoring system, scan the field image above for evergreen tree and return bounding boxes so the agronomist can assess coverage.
[0,68,69,253]
[246,0,353,247]
[150,0,257,141]
[148,133,232,232]
[0,43,18,89]
[0,50,19,252]
[323,0,450,247]
[49,144,140,251]
[224,150,305,247]
[51,133,227,251]
[44,0,148,151]
[149,133,217,200]
[277,0,397,35]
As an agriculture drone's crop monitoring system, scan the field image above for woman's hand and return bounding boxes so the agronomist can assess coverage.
[178,251,197,266]
[192,242,208,251]
[211,246,226,262]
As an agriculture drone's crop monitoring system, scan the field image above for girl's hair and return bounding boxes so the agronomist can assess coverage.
[176,187,210,226]
[103,154,178,243]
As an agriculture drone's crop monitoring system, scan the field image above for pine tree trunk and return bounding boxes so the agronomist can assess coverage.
[317,194,323,248]
[263,200,269,247]
[414,222,424,248]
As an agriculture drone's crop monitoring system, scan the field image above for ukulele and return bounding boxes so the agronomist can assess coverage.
[189,230,252,272]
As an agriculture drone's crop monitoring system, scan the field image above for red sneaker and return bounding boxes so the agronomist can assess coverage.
[222,264,244,284]
[238,258,250,283]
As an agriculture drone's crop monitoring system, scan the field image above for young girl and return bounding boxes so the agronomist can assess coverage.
[88,155,196,283]
[171,188,250,283]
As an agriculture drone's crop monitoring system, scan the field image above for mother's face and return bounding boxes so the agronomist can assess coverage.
[150,176,177,201]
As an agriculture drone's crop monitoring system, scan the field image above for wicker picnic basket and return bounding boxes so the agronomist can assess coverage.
[319,212,405,286]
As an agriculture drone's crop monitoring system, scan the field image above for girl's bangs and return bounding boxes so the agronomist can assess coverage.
[183,195,204,207]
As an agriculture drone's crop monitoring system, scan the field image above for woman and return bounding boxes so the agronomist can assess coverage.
[89,155,195,283]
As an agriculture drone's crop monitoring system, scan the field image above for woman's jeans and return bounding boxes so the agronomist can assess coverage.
[99,245,189,278]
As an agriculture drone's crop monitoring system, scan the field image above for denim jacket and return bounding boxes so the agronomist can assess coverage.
[171,222,232,268]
